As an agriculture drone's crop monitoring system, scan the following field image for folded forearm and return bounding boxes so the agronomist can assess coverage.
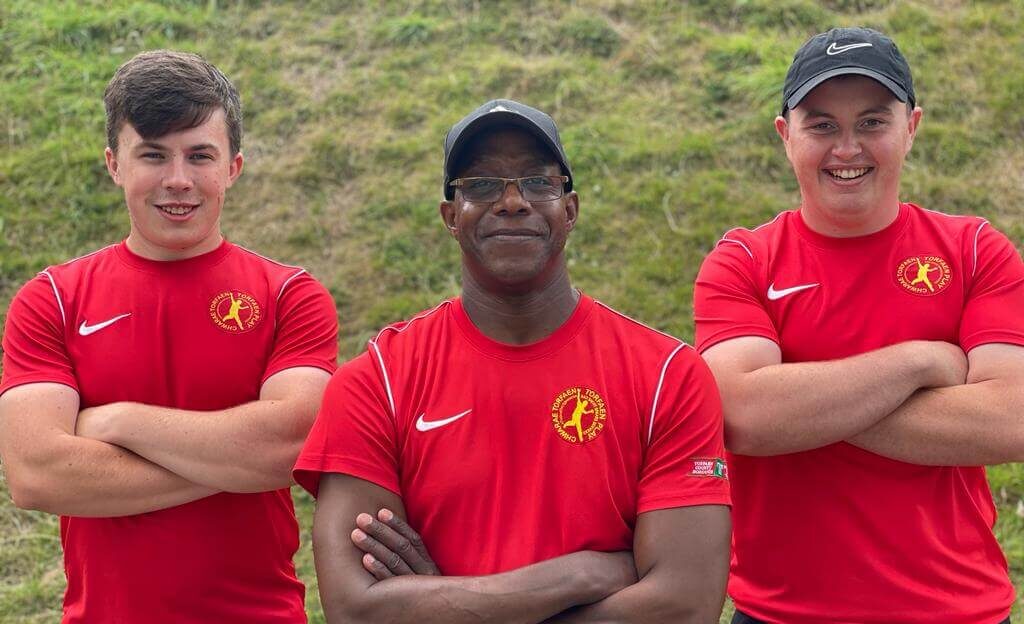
[87,401,303,492]
[324,552,617,624]
[724,343,938,455]
[849,381,1024,465]
[14,434,214,517]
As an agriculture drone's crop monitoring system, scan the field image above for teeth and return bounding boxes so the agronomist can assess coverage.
[159,205,194,215]
[829,168,869,179]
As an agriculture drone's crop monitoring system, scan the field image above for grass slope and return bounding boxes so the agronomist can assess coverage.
[1,1,1023,622]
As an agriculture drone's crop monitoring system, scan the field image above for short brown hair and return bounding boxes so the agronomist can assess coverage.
[104,50,242,155]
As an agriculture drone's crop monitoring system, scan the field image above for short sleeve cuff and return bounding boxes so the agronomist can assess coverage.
[293,454,401,499]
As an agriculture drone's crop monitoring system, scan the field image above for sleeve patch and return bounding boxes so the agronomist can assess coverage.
[687,457,728,479]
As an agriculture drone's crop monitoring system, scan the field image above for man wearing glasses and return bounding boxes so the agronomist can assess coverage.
[294,99,731,623]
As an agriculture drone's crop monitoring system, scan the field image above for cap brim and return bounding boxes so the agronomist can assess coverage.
[443,112,568,200]
[786,67,909,111]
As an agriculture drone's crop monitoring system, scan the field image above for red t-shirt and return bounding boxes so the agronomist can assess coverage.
[294,294,729,575]
[1,240,338,624]
[694,203,1024,624]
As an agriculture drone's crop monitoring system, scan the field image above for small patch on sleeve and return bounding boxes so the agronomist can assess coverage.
[687,457,728,479]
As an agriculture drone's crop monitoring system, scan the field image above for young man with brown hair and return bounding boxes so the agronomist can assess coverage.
[0,50,338,623]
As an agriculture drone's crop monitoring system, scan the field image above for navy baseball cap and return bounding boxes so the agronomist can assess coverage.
[442,99,574,200]
[782,27,915,114]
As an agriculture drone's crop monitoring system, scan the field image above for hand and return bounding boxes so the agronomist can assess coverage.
[350,508,440,580]
[913,341,968,388]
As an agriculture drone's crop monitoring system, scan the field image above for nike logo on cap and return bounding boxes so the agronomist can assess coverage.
[767,283,819,301]
[826,42,873,55]
[416,409,472,432]
[78,313,131,336]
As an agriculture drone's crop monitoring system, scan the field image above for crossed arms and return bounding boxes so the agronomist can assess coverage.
[313,473,730,624]
[0,366,330,517]
[702,337,1024,465]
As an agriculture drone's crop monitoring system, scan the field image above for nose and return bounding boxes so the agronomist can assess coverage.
[491,180,531,215]
[163,156,193,192]
[831,129,862,161]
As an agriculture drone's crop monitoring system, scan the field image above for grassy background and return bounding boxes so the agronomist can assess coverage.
[1,0,1023,622]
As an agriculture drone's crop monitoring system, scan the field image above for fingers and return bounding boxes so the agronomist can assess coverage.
[349,510,439,576]
[361,553,395,581]
[351,521,414,576]
[376,509,440,574]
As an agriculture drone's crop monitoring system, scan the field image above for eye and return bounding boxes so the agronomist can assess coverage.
[467,178,499,192]
[189,153,214,161]
[522,176,554,188]
[861,118,886,129]
[141,152,164,160]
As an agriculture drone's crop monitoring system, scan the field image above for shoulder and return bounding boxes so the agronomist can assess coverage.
[707,211,793,264]
[368,299,455,354]
[590,299,690,360]
[228,243,323,298]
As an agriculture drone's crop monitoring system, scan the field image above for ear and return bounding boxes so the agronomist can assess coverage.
[774,115,790,143]
[904,106,923,155]
[226,151,244,188]
[104,147,123,187]
[563,191,579,233]
[439,200,458,237]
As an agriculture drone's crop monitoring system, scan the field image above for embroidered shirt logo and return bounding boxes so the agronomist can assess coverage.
[551,387,607,444]
[209,291,262,333]
[78,313,131,336]
[687,457,728,479]
[896,255,952,296]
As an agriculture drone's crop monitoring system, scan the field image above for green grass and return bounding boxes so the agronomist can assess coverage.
[1,1,1023,622]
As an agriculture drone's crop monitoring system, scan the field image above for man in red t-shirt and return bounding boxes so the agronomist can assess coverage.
[294,99,731,623]
[694,27,1024,624]
[0,51,338,623]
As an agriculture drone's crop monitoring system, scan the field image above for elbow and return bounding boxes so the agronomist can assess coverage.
[6,470,50,512]
[723,413,771,456]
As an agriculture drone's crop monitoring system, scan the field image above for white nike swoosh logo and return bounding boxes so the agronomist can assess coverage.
[78,313,131,336]
[767,283,819,301]
[415,409,472,432]
[826,42,873,55]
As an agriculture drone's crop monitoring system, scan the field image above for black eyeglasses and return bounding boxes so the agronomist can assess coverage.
[450,176,569,203]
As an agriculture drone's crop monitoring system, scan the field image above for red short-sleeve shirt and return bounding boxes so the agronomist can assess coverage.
[295,295,730,576]
[1,240,338,624]
[694,203,1024,624]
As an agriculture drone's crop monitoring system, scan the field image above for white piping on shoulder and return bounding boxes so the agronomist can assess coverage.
[39,271,66,327]
[277,269,307,301]
[972,221,988,278]
[368,300,453,420]
[648,342,688,445]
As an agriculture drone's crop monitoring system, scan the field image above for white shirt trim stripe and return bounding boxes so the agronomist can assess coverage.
[39,270,66,327]
[369,340,397,419]
[277,269,307,301]
[367,300,454,420]
[972,221,988,278]
[648,342,688,445]
[718,237,753,259]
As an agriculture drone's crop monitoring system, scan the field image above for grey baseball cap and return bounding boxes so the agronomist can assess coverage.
[442,99,573,200]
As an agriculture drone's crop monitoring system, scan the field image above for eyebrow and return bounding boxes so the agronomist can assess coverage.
[133,141,220,153]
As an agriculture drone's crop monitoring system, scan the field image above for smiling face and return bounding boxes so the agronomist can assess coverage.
[439,127,578,294]
[105,108,243,260]
[775,75,922,236]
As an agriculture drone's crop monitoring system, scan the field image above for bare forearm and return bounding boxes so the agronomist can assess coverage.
[543,581,721,624]
[10,433,214,517]
[849,380,1024,465]
[322,552,617,624]
[719,342,942,455]
[83,400,304,492]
